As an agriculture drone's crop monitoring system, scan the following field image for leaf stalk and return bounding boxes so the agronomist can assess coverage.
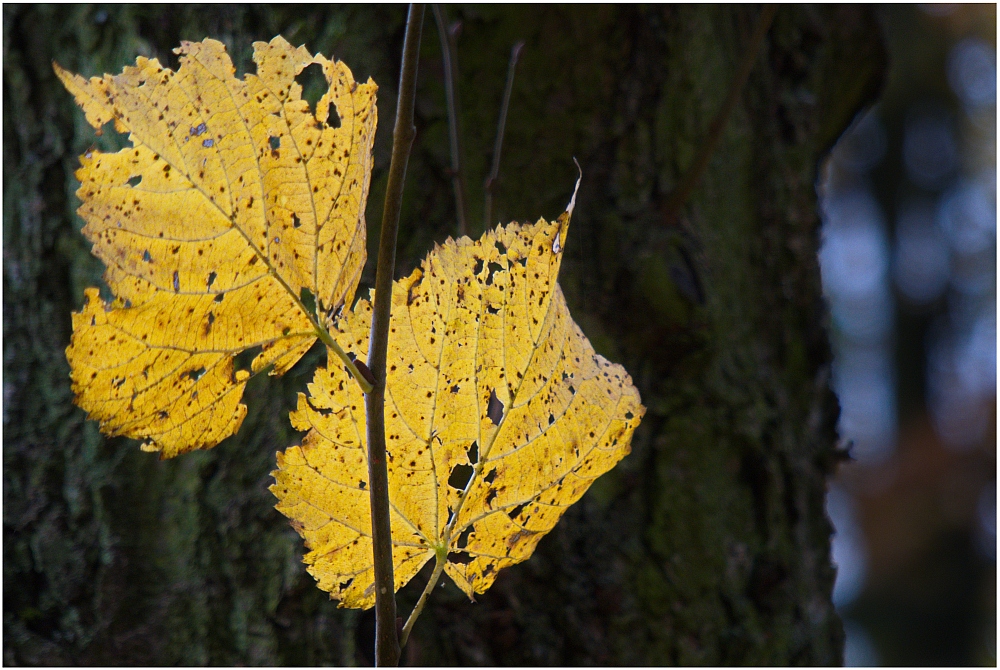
[365,4,425,666]
[317,328,374,393]
[400,552,446,649]
[398,395,508,643]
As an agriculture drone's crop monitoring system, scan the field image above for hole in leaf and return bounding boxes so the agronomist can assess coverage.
[485,262,504,286]
[494,241,507,255]
[93,118,129,150]
[234,345,263,373]
[625,411,634,420]
[484,469,497,484]
[214,292,225,303]
[456,524,474,549]
[269,135,280,150]
[448,552,472,564]
[206,271,217,288]
[508,503,527,521]
[486,305,499,315]
[466,441,478,465]
[473,258,484,275]
[295,63,327,119]
[339,577,355,591]
[358,480,366,490]
[128,175,142,188]
[487,389,504,426]
[448,464,474,490]
[300,287,317,317]
[548,413,555,425]
[187,367,207,382]
[142,249,152,262]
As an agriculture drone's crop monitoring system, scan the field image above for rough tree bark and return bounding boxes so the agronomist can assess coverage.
[3,5,884,665]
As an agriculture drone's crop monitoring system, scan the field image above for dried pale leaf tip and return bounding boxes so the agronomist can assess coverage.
[553,161,582,254]
[567,158,582,217]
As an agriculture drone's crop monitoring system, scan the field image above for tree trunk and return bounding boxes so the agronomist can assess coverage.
[3,5,884,665]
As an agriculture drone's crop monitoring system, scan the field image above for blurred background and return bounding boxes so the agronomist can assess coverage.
[818,5,996,666]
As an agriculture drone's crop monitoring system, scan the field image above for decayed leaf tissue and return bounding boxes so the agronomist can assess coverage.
[56,37,376,457]
[272,205,645,608]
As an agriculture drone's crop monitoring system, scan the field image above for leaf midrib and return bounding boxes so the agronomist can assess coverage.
[89,52,344,362]
[436,227,565,551]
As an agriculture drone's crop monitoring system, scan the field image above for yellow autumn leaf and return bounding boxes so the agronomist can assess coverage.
[272,195,645,608]
[56,36,377,457]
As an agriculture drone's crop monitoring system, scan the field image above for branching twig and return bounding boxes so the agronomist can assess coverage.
[662,4,777,225]
[365,4,425,666]
[483,40,524,230]
[432,4,469,237]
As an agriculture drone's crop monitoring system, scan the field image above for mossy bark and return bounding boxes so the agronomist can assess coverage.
[3,5,883,665]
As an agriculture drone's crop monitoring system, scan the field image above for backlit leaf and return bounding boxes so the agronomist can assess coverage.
[56,37,377,457]
[272,197,645,608]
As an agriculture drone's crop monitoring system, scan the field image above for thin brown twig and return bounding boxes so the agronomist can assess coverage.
[365,4,425,666]
[432,4,469,237]
[483,40,524,230]
[662,4,777,226]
